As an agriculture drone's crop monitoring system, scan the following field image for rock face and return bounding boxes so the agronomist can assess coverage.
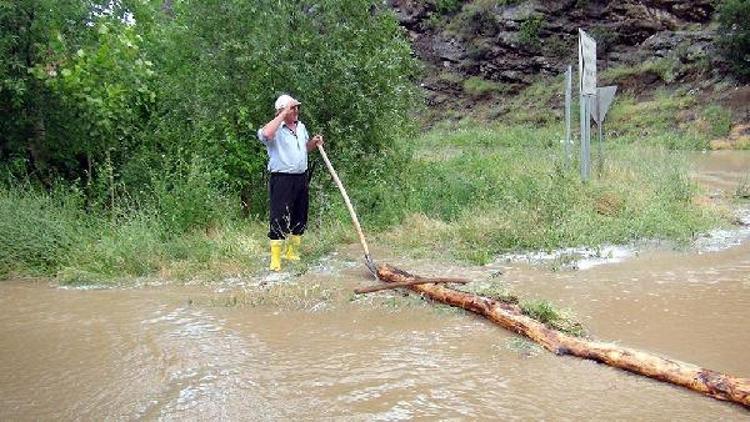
[389,0,721,107]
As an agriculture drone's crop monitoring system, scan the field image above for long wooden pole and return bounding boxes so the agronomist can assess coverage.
[377,264,750,408]
[317,145,376,275]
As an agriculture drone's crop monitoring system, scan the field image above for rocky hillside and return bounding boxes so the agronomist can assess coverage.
[389,0,745,116]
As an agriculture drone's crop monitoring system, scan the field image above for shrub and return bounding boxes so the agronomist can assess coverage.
[433,0,462,15]
[716,0,750,79]
[518,15,544,49]
[449,0,500,38]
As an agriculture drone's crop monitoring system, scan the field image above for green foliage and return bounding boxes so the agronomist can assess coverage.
[702,104,732,138]
[501,75,564,126]
[380,125,721,264]
[36,22,156,206]
[433,0,462,15]
[148,155,230,233]
[150,0,419,214]
[716,0,750,79]
[0,1,152,188]
[0,180,269,281]
[0,185,85,277]
[520,299,585,336]
[463,76,508,97]
[449,0,500,38]
[600,58,679,84]
[518,15,543,49]
[605,90,711,148]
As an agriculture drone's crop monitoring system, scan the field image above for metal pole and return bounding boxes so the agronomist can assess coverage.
[564,65,572,166]
[597,119,603,176]
[580,95,591,182]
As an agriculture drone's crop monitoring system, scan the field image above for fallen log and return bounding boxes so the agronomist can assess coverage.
[377,263,750,408]
[355,277,469,294]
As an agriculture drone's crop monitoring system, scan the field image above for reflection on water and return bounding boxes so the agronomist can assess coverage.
[1,152,749,420]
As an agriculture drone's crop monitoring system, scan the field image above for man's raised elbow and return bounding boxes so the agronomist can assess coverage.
[261,128,275,141]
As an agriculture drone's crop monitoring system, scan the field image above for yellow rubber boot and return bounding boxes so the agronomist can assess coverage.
[269,240,283,271]
[284,235,302,261]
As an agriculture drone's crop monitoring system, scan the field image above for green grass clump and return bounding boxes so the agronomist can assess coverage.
[463,76,509,98]
[702,105,733,138]
[600,58,680,85]
[518,15,543,48]
[0,183,259,282]
[0,186,88,277]
[520,299,585,337]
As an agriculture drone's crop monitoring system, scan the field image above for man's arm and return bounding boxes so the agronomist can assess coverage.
[260,105,292,140]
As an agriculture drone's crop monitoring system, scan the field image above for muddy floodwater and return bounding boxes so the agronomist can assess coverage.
[1,152,749,420]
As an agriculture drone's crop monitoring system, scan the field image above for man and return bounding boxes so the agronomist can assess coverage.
[257,94,324,271]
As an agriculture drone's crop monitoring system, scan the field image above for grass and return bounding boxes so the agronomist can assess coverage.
[378,129,723,265]
[490,66,736,151]
[463,76,510,98]
[1,123,726,283]
[0,183,349,283]
[520,299,586,337]
[599,58,681,85]
[208,282,348,310]
[459,280,585,336]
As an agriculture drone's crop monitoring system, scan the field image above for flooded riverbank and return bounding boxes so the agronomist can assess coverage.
[1,151,748,419]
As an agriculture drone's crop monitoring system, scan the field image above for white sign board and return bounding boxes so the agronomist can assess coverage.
[578,29,597,95]
[590,85,617,124]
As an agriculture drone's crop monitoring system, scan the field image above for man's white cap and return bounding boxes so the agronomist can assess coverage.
[274,94,300,110]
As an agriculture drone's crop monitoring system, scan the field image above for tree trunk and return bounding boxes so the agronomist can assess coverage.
[376,264,750,408]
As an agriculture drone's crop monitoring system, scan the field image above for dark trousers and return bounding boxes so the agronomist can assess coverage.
[268,172,309,240]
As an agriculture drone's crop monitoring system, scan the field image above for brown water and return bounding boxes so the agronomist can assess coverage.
[1,152,749,420]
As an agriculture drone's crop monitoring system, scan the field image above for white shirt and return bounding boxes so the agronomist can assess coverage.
[257,121,309,174]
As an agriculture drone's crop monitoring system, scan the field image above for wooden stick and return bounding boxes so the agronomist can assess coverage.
[317,145,374,270]
[377,263,750,408]
[355,277,470,294]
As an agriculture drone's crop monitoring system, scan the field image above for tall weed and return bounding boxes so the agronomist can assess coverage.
[0,186,89,277]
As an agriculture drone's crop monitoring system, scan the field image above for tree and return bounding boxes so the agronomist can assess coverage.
[0,0,92,182]
[1,0,155,195]
[147,0,420,213]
